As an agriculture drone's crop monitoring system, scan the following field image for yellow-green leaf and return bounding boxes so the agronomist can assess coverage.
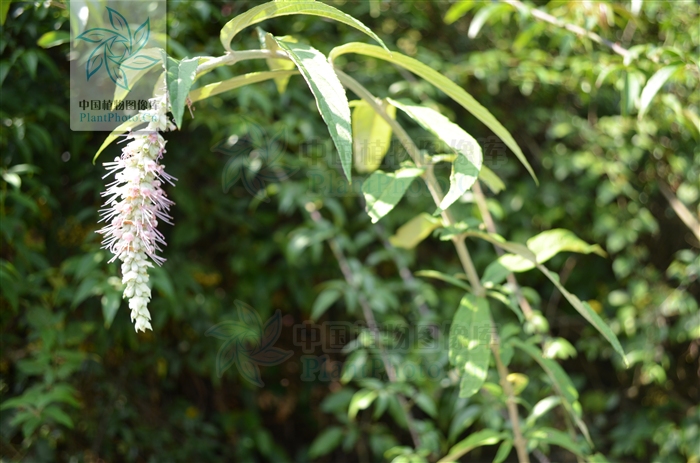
[389,213,442,249]
[352,99,395,173]
[330,43,537,183]
[258,29,297,93]
[189,70,298,103]
[449,294,492,398]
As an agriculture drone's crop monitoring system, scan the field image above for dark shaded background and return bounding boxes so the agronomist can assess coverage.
[1,1,698,462]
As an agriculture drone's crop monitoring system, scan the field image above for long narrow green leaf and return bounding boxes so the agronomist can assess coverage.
[449,294,492,398]
[468,3,511,39]
[464,231,537,262]
[362,167,424,222]
[274,38,353,181]
[638,64,683,119]
[539,265,628,367]
[483,228,606,285]
[388,99,482,212]
[444,0,475,25]
[510,338,592,444]
[220,0,387,53]
[438,429,503,463]
[527,427,586,458]
[189,70,298,102]
[330,43,537,183]
[415,270,471,292]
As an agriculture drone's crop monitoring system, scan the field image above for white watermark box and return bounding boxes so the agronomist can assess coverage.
[70,0,166,131]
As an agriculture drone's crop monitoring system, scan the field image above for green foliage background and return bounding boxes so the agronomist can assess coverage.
[1,1,698,462]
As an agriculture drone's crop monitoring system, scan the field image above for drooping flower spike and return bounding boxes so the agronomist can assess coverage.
[97,89,176,332]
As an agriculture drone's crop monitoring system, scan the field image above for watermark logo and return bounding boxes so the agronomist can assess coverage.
[70,0,165,131]
[212,120,299,200]
[76,7,157,90]
[205,300,293,386]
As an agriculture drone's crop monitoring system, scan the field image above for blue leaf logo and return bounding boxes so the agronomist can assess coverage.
[76,8,156,90]
[206,301,293,387]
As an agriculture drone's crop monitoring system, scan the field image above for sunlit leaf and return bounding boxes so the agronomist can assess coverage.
[220,0,387,53]
[352,99,395,173]
[274,38,353,182]
[638,64,683,119]
[330,43,537,183]
[389,213,442,249]
[449,294,492,398]
[438,429,503,463]
[388,98,482,212]
[362,167,424,223]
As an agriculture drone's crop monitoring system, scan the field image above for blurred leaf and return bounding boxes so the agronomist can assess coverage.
[274,38,353,182]
[348,389,377,420]
[525,396,562,429]
[511,338,592,444]
[414,392,437,418]
[0,0,11,26]
[101,290,121,328]
[308,426,344,458]
[71,277,99,308]
[527,427,585,458]
[638,64,683,119]
[2,171,21,188]
[389,213,442,249]
[444,0,475,25]
[493,438,513,463]
[468,3,511,39]
[352,99,395,173]
[42,405,74,429]
[479,166,505,194]
[415,269,471,292]
[37,31,70,49]
[311,288,342,320]
[448,404,481,442]
[438,429,503,463]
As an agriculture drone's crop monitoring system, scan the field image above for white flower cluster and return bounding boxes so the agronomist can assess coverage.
[97,91,176,332]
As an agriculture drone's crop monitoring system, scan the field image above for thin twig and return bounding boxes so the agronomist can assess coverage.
[472,181,534,321]
[336,71,530,463]
[371,222,432,318]
[658,181,700,244]
[307,205,423,450]
[501,0,632,60]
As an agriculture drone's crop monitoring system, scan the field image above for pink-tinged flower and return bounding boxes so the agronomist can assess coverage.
[97,90,177,332]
